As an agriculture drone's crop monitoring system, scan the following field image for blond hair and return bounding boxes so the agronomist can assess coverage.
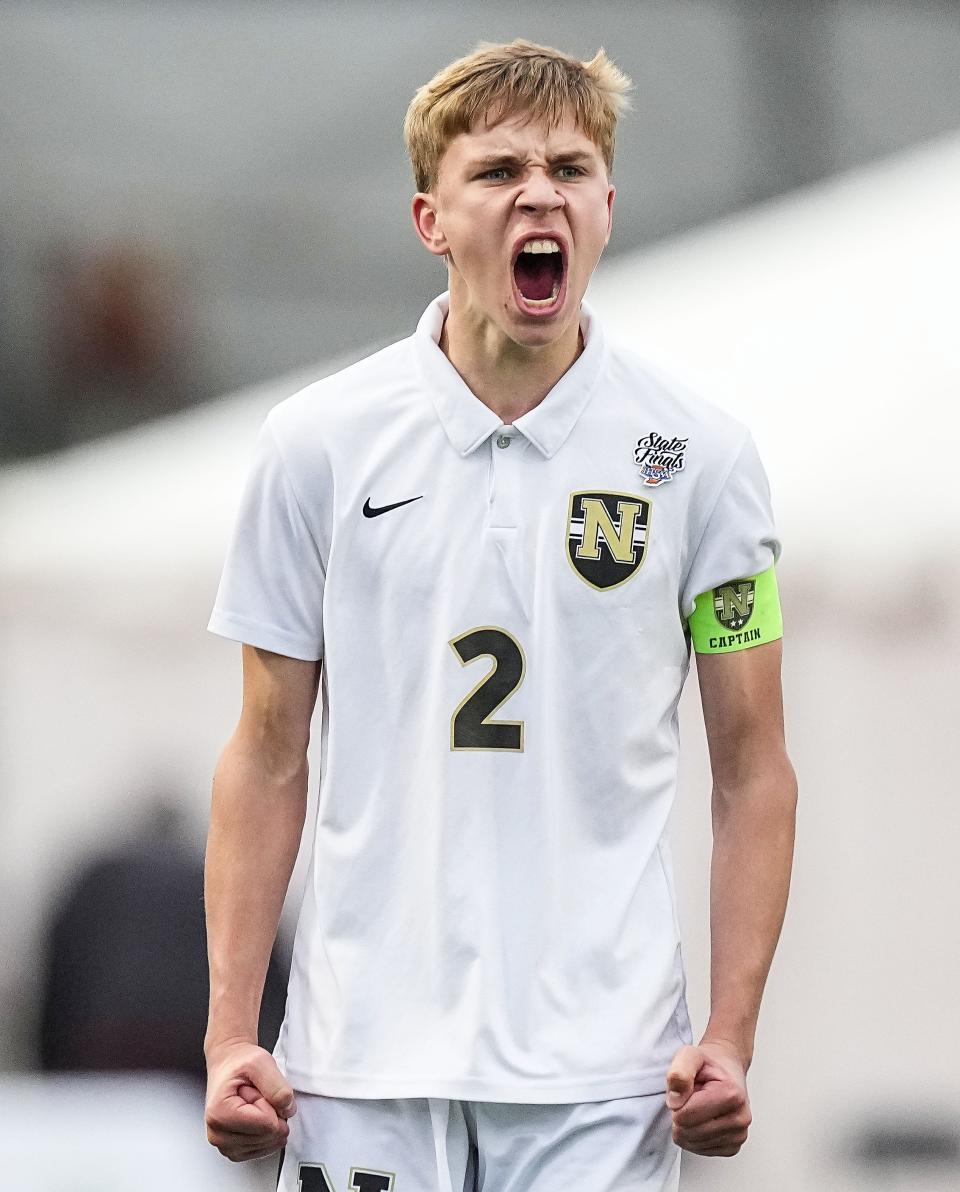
[403,38,633,194]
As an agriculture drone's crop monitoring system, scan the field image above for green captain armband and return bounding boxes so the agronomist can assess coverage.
[688,565,783,654]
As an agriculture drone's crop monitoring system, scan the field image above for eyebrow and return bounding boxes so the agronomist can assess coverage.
[466,150,596,172]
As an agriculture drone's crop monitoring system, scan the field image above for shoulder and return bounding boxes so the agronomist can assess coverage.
[605,338,751,462]
[266,334,418,449]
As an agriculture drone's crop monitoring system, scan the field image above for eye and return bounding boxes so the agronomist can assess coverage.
[478,164,585,182]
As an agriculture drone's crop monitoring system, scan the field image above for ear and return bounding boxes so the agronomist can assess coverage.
[604,184,616,246]
[411,192,449,259]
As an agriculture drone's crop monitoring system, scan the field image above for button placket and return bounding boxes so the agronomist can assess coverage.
[488,429,526,527]
[486,429,531,614]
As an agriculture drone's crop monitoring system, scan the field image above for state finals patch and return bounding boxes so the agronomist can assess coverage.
[634,431,688,486]
[567,490,651,590]
[688,566,783,654]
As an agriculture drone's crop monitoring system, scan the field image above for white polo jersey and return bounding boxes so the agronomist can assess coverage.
[208,290,781,1103]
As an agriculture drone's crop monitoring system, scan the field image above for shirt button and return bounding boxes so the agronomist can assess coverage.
[496,434,512,449]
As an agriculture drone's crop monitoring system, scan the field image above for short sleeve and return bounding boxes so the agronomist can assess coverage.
[680,432,781,620]
[207,415,326,661]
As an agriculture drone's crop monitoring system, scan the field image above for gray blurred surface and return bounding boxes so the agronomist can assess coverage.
[0,1073,269,1189]
[2,1,960,454]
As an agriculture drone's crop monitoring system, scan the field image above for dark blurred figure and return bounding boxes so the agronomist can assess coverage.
[37,801,288,1084]
[0,238,208,460]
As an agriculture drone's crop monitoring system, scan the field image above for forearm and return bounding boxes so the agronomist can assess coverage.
[203,732,308,1055]
[702,756,797,1069]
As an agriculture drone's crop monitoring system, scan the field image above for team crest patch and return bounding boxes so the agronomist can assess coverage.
[567,490,651,591]
[713,580,755,630]
[634,431,688,486]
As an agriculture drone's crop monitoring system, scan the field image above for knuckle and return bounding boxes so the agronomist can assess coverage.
[712,1142,735,1157]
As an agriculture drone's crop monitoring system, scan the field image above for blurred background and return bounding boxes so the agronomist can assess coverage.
[1,2,959,1188]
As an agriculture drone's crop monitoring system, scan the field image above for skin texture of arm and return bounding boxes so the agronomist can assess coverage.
[666,638,798,1157]
[203,644,321,1163]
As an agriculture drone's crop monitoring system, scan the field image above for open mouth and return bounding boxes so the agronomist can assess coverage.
[512,242,566,310]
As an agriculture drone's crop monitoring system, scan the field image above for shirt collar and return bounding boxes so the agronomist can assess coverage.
[413,290,608,459]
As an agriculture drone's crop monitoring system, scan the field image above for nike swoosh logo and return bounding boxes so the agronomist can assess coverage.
[363,495,424,518]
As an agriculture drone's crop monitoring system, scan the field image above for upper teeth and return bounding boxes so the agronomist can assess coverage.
[521,239,561,254]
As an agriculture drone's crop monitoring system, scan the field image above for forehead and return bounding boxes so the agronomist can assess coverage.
[440,109,603,174]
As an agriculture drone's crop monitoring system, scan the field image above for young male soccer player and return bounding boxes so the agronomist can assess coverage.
[203,39,797,1191]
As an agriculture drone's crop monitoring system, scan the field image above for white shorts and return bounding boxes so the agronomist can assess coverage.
[277,1091,681,1192]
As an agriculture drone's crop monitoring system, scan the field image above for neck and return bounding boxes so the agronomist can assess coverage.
[438,290,584,424]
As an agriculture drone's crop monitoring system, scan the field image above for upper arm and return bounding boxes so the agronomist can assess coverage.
[695,640,792,795]
[236,644,321,772]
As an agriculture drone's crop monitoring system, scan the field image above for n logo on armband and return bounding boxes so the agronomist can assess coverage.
[713,580,755,630]
[567,490,651,591]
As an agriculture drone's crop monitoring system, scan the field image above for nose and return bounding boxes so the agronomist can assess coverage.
[515,167,564,214]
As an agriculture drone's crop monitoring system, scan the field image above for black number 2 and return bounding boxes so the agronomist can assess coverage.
[449,626,526,752]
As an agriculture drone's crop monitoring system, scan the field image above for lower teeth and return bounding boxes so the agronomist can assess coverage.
[522,279,561,307]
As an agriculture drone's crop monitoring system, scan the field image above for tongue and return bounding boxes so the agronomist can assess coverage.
[514,253,556,301]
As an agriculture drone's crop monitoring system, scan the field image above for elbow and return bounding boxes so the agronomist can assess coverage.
[218,725,310,790]
[712,751,798,826]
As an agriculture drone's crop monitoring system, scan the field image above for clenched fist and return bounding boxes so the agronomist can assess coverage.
[205,1039,297,1162]
[665,1041,752,1157]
